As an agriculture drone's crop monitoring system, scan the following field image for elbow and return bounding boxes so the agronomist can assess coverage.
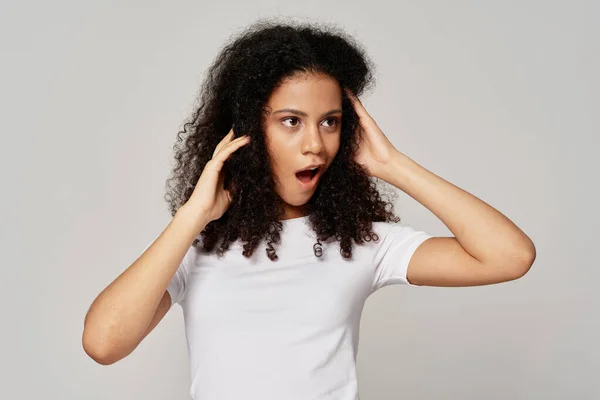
[82,329,121,366]
[521,241,537,272]
[509,243,537,280]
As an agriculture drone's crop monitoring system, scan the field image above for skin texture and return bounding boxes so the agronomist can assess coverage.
[262,72,342,220]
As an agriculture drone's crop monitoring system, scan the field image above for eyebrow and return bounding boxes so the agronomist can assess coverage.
[272,108,343,118]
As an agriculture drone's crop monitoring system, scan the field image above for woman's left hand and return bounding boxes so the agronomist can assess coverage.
[345,88,398,178]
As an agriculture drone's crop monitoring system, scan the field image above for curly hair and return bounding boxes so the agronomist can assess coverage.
[164,17,402,261]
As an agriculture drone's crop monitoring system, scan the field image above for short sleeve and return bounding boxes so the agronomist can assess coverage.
[371,222,433,292]
[141,239,192,308]
[166,247,192,307]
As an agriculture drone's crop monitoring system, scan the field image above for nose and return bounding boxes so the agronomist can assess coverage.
[301,124,325,155]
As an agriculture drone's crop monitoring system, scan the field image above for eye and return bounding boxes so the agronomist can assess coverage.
[322,117,339,128]
[281,117,300,127]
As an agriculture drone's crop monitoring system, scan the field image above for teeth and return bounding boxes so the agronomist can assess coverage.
[297,166,319,174]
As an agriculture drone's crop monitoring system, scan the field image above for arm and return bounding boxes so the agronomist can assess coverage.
[82,205,209,365]
[379,151,536,287]
[344,88,535,287]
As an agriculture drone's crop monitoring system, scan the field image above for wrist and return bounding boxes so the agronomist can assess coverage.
[174,204,211,235]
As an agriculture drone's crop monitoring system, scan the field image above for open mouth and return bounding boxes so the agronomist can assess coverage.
[295,166,320,184]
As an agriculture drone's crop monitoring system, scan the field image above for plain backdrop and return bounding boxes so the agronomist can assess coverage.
[1,1,596,399]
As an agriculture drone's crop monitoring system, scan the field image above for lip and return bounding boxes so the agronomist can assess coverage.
[295,165,323,190]
[294,163,325,174]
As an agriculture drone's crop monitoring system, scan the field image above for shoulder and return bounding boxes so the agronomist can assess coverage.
[367,220,433,259]
[370,220,411,239]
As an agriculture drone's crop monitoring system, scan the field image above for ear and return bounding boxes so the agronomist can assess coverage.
[262,105,272,117]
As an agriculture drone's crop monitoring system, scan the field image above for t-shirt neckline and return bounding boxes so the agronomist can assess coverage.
[280,215,309,223]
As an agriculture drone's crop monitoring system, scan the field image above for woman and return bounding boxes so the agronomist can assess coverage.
[82,19,536,399]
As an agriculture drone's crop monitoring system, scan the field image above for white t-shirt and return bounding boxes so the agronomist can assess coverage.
[166,215,432,399]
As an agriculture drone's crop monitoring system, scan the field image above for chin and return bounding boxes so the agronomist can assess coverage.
[281,196,310,207]
[278,191,315,208]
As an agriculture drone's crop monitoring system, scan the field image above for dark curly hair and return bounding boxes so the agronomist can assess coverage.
[164,17,402,261]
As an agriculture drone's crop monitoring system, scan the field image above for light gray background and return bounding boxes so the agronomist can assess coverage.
[1,1,596,399]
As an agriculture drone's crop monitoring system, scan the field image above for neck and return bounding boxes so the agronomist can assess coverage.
[279,204,307,221]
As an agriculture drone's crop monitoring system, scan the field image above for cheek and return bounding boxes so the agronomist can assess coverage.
[265,137,291,172]
[265,128,293,156]
[325,134,341,156]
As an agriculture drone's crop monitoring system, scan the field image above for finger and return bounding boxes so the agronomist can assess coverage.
[216,135,250,157]
[212,135,251,165]
[344,88,370,120]
[213,128,236,158]
[213,128,235,158]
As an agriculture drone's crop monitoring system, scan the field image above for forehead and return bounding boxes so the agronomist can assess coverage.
[265,73,342,111]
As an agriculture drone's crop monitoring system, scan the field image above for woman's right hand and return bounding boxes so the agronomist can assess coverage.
[183,128,251,224]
